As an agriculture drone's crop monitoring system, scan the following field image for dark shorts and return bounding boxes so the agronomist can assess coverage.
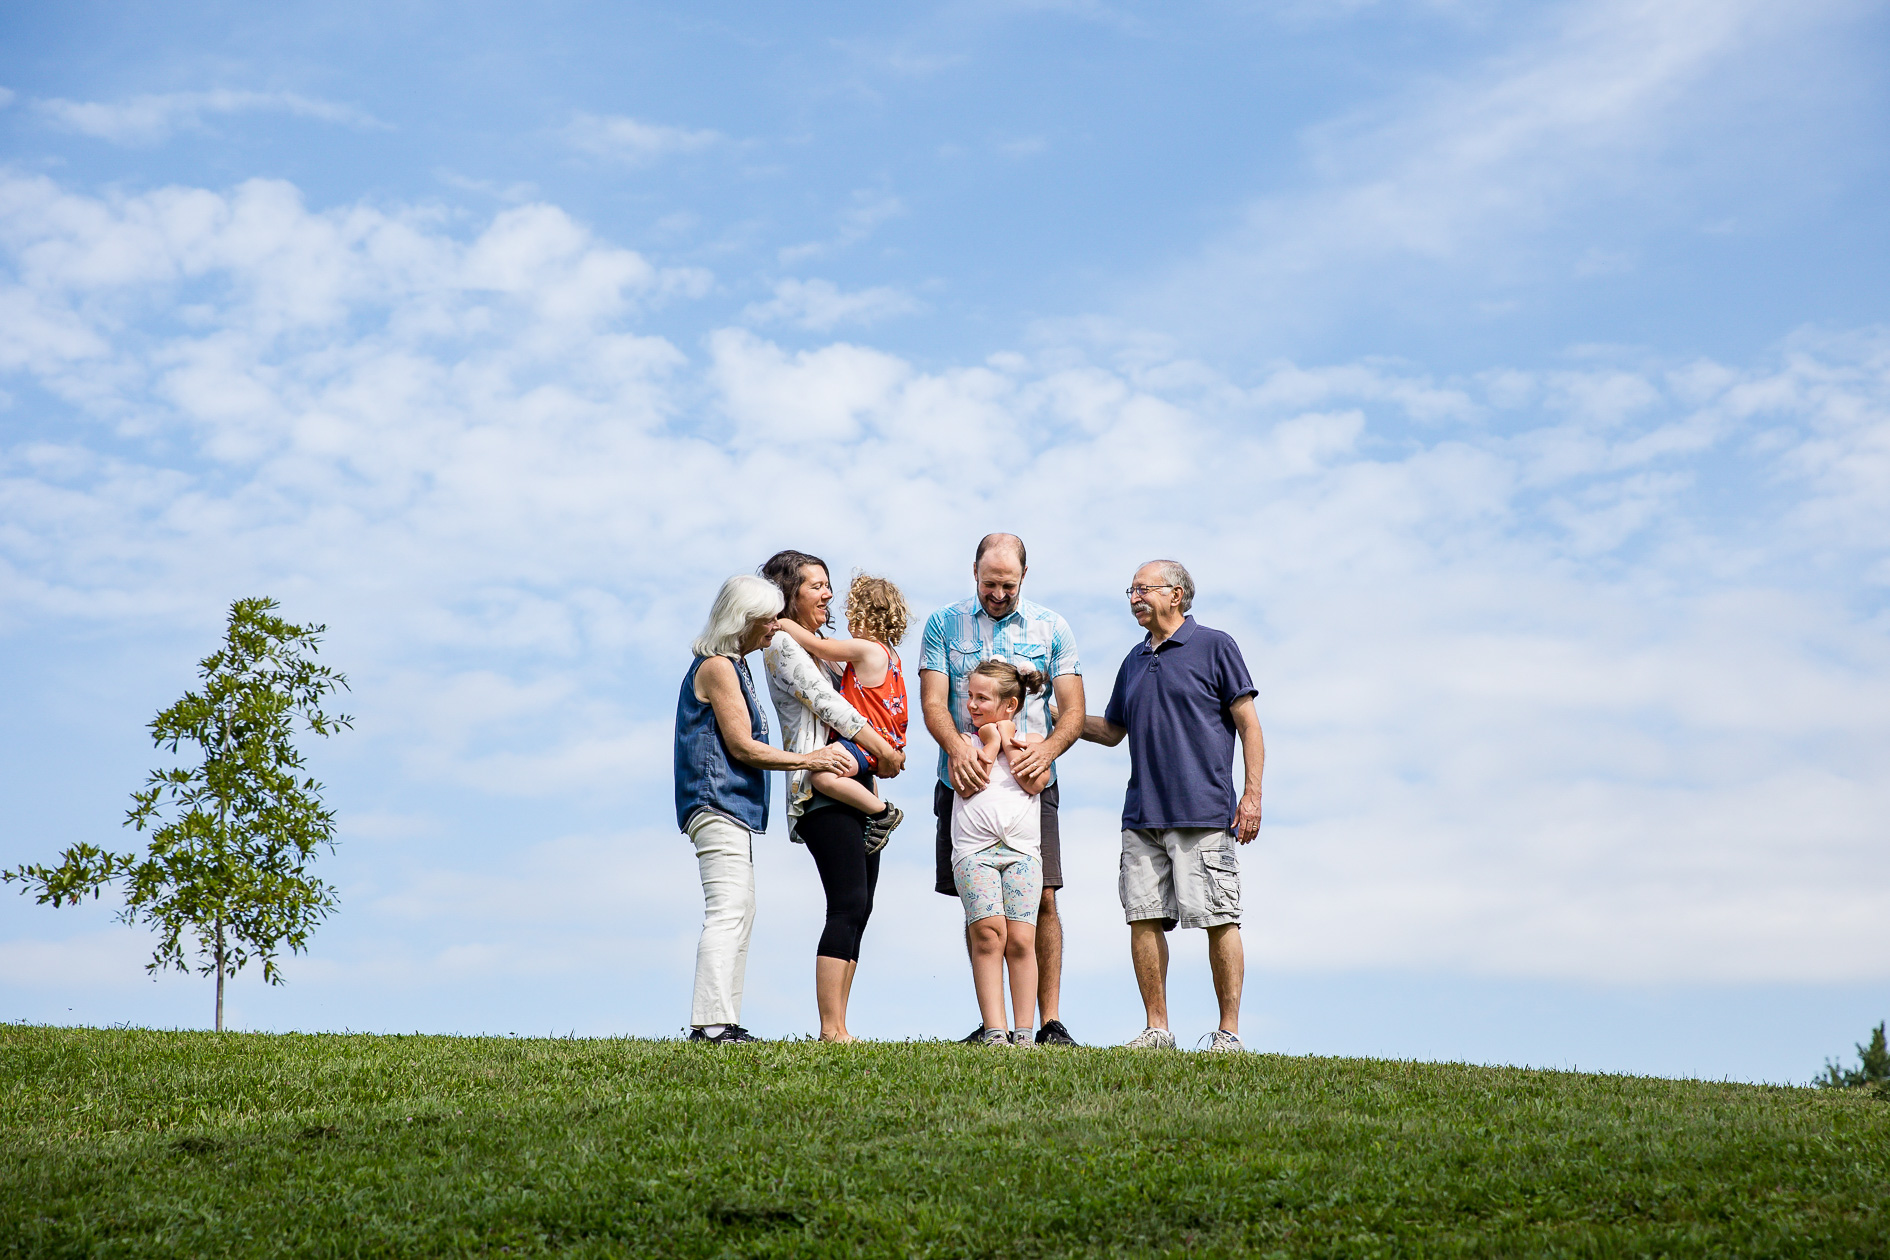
[935,779,1062,896]
[830,736,874,775]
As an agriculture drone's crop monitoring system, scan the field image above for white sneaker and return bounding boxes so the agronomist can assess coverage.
[1009,1030,1035,1048]
[1124,1027,1177,1050]
[1203,1029,1245,1053]
[979,1028,1010,1047]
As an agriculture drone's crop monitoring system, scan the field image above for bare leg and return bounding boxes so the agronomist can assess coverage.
[968,917,1010,1032]
[1005,921,1038,1031]
[810,769,884,815]
[1206,923,1244,1034]
[815,956,857,1042]
[1035,888,1062,1024]
[1129,919,1170,1030]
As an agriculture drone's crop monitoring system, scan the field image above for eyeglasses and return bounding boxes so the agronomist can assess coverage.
[1124,584,1177,598]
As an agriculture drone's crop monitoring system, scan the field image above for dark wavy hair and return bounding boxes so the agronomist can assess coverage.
[759,550,833,628]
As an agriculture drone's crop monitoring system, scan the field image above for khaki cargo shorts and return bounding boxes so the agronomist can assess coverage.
[1119,827,1241,931]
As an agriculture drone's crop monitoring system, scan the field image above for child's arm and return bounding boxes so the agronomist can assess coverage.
[977,723,1004,764]
[1010,731,1052,796]
[775,617,882,670]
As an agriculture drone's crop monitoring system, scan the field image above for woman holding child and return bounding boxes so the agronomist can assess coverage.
[758,550,912,1043]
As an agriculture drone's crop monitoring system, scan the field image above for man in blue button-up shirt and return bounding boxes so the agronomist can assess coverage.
[1083,560,1266,1053]
[920,532,1086,1045]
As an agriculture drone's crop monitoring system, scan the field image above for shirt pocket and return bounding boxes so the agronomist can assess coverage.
[1011,641,1050,684]
[947,637,987,676]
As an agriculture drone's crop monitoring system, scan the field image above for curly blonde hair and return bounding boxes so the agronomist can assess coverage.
[844,572,909,646]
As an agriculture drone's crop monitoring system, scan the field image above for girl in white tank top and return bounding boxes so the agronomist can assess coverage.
[949,660,1052,1046]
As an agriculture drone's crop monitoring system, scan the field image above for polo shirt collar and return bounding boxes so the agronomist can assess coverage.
[1139,614,1197,653]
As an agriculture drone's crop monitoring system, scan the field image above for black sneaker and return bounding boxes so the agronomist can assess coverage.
[862,802,904,855]
[958,1024,988,1045]
[1035,1019,1077,1046]
[688,1025,761,1044]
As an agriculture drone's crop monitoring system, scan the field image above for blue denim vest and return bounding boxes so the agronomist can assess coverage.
[674,654,770,833]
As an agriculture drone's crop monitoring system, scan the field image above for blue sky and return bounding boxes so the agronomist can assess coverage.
[2,0,1887,1081]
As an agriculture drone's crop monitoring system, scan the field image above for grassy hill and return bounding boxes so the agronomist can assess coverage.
[3,1024,1886,1257]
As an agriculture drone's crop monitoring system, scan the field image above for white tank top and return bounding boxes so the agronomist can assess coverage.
[949,752,1042,862]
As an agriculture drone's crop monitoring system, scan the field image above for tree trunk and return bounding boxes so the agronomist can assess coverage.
[215,914,225,1032]
[216,713,230,1034]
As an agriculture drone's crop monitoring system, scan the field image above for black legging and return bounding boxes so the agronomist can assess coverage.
[797,805,881,962]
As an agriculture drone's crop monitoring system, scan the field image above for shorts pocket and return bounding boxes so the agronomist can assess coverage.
[1201,844,1241,913]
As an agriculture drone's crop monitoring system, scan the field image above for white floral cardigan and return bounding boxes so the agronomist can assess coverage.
[761,629,867,830]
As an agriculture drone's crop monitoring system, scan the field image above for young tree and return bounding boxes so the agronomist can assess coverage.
[1815,1021,1890,1093]
[4,597,351,1031]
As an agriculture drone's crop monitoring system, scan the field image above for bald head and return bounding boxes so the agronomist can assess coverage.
[975,533,1027,569]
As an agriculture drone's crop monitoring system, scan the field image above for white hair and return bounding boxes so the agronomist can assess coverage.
[1144,559,1195,612]
[692,575,784,658]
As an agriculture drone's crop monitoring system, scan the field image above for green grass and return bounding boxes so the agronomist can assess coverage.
[3,1025,1886,1258]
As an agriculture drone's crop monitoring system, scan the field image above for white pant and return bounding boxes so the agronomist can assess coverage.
[688,813,756,1027]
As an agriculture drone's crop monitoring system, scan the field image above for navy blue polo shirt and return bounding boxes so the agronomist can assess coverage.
[1102,616,1258,830]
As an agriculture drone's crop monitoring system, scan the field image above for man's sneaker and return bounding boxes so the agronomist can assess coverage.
[1124,1027,1178,1050]
[688,1025,761,1044]
[1203,1029,1245,1053]
[959,1024,989,1045]
[1035,1019,1077,1047]
[980,1028,1011,1047]
[1009,1030,1035,1048]
[862,802,904,855]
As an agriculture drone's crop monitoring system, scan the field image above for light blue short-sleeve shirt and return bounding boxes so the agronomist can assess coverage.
[919,596,1081,786]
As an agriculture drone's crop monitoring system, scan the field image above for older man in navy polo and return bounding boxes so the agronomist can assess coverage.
[1082,560,1265,1052]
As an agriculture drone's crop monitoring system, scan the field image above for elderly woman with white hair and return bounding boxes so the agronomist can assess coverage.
[675,574,853,1044]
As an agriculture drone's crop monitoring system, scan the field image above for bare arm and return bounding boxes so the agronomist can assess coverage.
[776,617,881,670]
[1230,694,1265,844]
[1080,714,1126,746]
[1010,731,1052,796]
[853,722,904,778]
[699,657,853,776]
[1008,673,1085,783]
[922,668,987,794]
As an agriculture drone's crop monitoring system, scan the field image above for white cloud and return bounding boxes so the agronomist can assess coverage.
[33,89,385,146]
[1149,0,1833,341]
[743,277,924,331]
[2,172,1889,997]
[778,189,906,263]
[996,136,1049,157]
[563,113,723,166]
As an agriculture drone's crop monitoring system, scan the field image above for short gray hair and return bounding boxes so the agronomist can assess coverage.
[1145,559,1194,613]
[692,575,784,658]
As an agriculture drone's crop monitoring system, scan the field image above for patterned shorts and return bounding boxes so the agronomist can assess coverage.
[951,843,1042,925]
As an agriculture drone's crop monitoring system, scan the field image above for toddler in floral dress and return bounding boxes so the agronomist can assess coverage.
[774,573,910,851]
